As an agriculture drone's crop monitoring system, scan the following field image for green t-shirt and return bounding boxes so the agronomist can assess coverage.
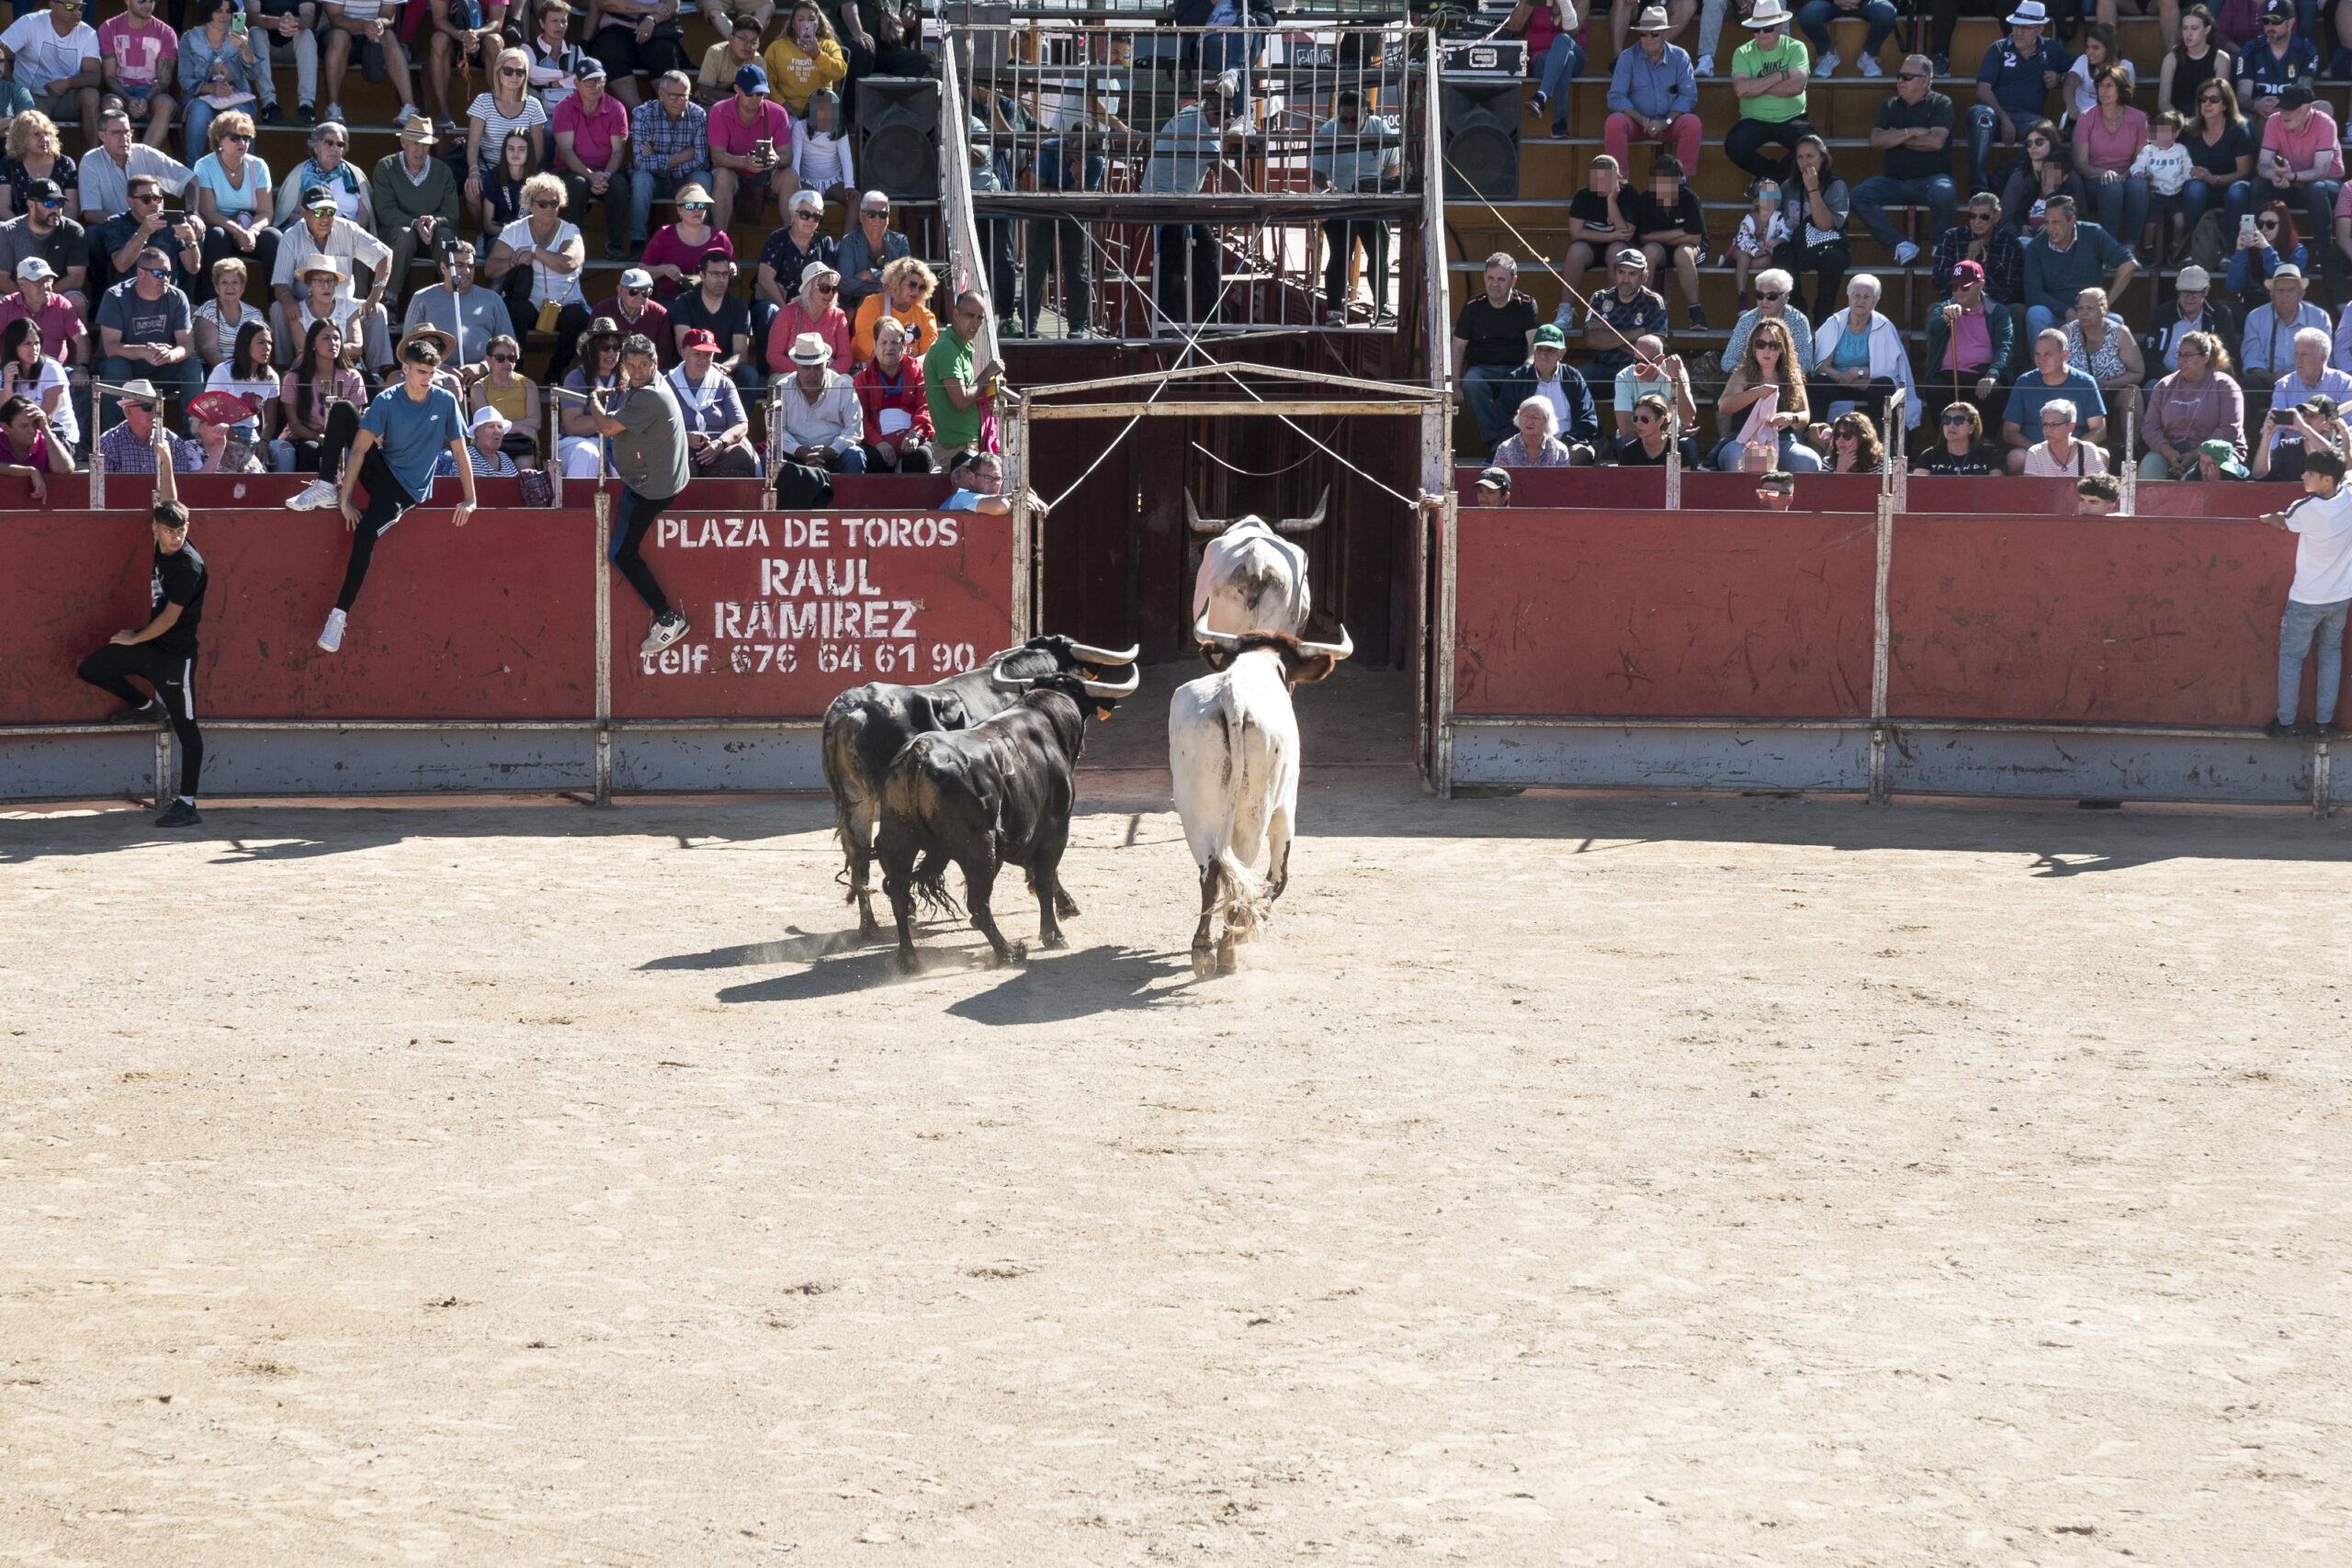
[923,323,980,449]
[1731,37,1809,124]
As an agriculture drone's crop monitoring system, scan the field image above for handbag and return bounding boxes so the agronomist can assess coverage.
[518,466,554,507]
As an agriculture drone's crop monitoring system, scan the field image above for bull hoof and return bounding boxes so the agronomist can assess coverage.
[1216,933,1238,975]
[1041,931,1069,951]
[894,947,921,972]
[1055,892,1081,919]
[857,914,883,942]
[1191,946,1218,980]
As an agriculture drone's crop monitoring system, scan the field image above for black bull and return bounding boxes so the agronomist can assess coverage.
[821,636,1139,940]
[877,668,1140,966]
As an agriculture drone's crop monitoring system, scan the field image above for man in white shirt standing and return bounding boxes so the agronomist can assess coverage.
[1,0,101,144]
[2265,445,2352,738]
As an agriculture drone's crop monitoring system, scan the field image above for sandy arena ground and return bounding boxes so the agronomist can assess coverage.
[3,667,2349,1565]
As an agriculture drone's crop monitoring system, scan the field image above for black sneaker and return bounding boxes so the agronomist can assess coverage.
[296,102,315,126]
[129,696,166,722]
[154,798,202,829]
[2296,718,2323,738]
[262,102,283,124]
[2264,717,2295,739]
[1688,305,1709,331]
[1933,52,1951,75]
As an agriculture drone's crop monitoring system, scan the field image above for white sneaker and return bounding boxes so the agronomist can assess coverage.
[1813,51,1838,77]
[394,104,418,127]
[1860,55,1884,77]
[1893,241,1921,265]
[1694,53,1713,76]
[323,103,345,127]
[1554,302,1575,331]
[318,607,346,654]
[640,612,687,654]
[287,478,338,511]
[1326,309,1347,326]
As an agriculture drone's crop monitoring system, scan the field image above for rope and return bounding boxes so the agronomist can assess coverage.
[1190,440,1322,476]
[1438,148,1658,367]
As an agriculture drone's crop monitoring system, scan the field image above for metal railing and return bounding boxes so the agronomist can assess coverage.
[943,19,1428,340]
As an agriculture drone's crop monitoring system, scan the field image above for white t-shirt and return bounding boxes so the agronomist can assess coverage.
[206,358,281,412]
[2022,440,2109,478]
[2285,486,2352,603]
[1,14,100,98]
[6,353,74,445]
[195,298,266,365]
[497,216,583,308]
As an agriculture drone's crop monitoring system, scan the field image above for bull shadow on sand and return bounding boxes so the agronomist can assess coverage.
[707,938,1187,1017]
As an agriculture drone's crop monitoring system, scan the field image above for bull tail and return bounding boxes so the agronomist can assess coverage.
[1211,684,1275,935]
[910,851,963,919]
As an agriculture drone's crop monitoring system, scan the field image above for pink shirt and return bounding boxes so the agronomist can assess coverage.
[96,15,174,88]
[708,96,794,162]
[2265,108,2345,183]
[1943,307,1993,373]
[2071,106,2148,175]
[552,91,629,174]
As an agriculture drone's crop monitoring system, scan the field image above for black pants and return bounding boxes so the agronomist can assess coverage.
[334,444,424,614]
[841,39,932,124]
[861,439,936,473]
[497,267,591,383]
[1726,116,1817,181]
[199,225,279,308]
[586,25,688,85]
[612,484,673,616]
[1321,216,1388,316]
[689,441,760,478]
[1155,223,1220,331]
[78,640,202,796]
[560,172,628,253]
[1807,374,1901,435]
[1024,216,1092,334]
[1773,235,1852,325]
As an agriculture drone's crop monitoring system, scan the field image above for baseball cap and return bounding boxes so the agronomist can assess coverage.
[1951,259,1984,287]
[576,54,607,80]
[1476,466,1511,493]
[619,266,654,291]
[23,176,60,202]
[735,62,770,94]
[2199,437,2249,476]
[303,186,338,212]
[680,327,719,352]
[1532,323,1567,348]
[2280,82,2316,110]
[13,256,54,280]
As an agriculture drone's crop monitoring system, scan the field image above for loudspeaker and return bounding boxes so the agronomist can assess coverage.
[1441,78,1521,201]
[859,77,943,200]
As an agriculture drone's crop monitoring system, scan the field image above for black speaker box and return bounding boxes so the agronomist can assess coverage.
[858,77,943,201]
[1441,78,1521,201]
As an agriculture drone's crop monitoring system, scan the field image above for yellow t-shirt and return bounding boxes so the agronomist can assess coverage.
[762,34,848,117]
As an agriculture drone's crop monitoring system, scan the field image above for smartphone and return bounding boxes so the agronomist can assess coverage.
[2242,213,2259,237]
[158,209,187,226]
[753,138,774,163]
[231,10,245,32]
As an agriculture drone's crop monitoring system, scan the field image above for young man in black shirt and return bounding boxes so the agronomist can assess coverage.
[669,249,757,394]
[1449,252,1539,449]
[76,426,206,828]
[1632,154,1709,330]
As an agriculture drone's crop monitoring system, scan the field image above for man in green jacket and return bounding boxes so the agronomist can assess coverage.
[371,114,461,312]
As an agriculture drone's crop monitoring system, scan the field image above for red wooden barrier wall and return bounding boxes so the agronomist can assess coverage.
[1451,509,1878,718]
[1452,507,2320,729]
[1,506,1016,728]
[1885,515,2299,727]
[610,509,1019,720]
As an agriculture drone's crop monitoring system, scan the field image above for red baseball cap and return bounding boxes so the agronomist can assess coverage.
[680,328,720,352]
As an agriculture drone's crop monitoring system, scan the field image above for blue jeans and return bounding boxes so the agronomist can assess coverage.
[1462,364,1520,446]
[1798,0,1899,58]
[2087,174,2150,248]
[2278,595,2350,726]
[1965,103,2034,192]
[1851,174,1958,254]
[2182,175,2233,230]
[1534,34,1583,127]
[628,164,706,244]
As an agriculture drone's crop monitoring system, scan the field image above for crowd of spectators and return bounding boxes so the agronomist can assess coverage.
[0,0,988,479]
[1463,0,2352,484]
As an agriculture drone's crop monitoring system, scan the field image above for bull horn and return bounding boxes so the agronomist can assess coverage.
[1079,665,1141,698]
[988,668,1035,693]
[1298,626,1354,661]
[1063,638,1140,666]
[1186,490,1227,536]
[1191,615,1241,650]
[1273,487,1329,535]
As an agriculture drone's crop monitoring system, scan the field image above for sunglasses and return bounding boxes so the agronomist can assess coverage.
[681,201,711,211]
[142,266,171,278]
[621,285,648,295]
[318,138,345,147]
[1633,412,1657,424]
[34,198,58,209]
[1969,211,1996,222]
[1755,289,1783,300]
[2200,94,2223,103]
[531,197,560,208]
[862,208,888,218]
[491,352,517,363]
[814,283,837,294]
[1940,413,1972,424]
[501,65,526,75]
[130,191,160,202]
[1897,71,1928,81]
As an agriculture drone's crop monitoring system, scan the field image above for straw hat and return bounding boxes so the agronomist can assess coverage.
[787,332,832,366]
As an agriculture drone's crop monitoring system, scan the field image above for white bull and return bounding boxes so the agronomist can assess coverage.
[1187,490,1328,637]
[1169,615,1353,978]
